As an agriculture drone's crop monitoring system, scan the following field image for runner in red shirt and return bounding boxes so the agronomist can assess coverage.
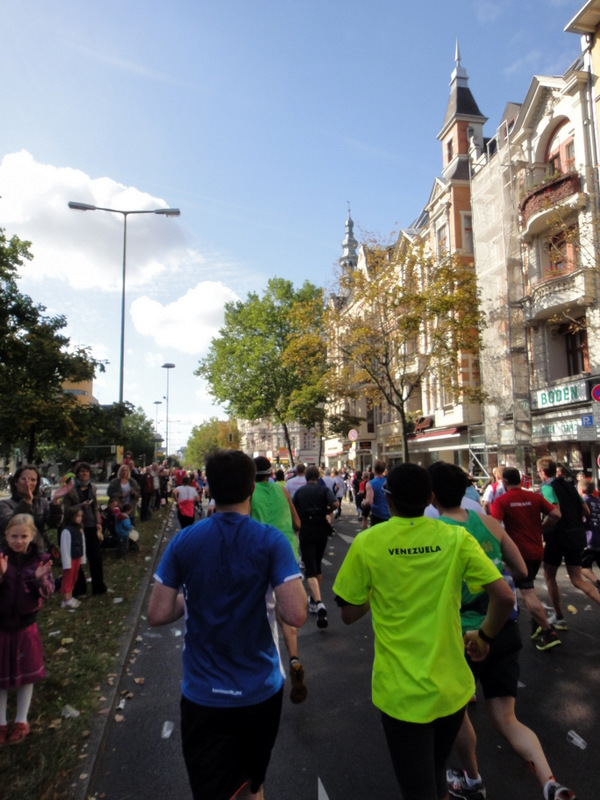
[491,467,562,651]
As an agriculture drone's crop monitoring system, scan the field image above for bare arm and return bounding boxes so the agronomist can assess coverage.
[541,505,561,531]
[282,486,301,531]
[147,582,185,626]
[364,481,374,506]
[340,598,370,625]
[478,513,527,581]
[464,577,514,662]
[274,577,307,628]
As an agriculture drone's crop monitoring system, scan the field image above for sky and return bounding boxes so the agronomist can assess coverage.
[0,0,587,455]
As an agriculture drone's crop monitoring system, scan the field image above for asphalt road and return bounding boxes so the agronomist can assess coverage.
[85,507,599,800]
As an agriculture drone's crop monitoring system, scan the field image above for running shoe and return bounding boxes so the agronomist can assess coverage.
[61,597,81,609]
[289,659,307,704]
[308,598,318,614]
[317,604,328,629]
[530,619,543,640]
[546,782,577,800]
[547,613,568,630]
[536,627,561,651]
[446,769,486,799]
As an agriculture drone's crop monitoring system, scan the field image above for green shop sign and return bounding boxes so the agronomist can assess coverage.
[531,379,588,410]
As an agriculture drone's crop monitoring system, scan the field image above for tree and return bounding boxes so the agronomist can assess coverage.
[64,403,157,468]
[327,236,485,463]
[196,278,325,465]
[185,418,238,466]
[0,228,105,462]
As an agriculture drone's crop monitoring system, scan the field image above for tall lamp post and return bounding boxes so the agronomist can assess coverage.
[67,202,180,410]
[153,400,162,458]
[162,363,175,459]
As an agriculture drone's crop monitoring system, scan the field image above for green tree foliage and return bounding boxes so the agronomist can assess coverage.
[196,278,325,465]
[65,403,157,468]
[185,417,238,466]
[327,237,485,463]
[0,228,104,462]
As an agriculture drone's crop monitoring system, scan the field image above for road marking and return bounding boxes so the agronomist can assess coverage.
[318,778,330,800]
[336,533,355,544]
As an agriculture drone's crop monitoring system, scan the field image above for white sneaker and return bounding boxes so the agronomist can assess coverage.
[62,598,81,609]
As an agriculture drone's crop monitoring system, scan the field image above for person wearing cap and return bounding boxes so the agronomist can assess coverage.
[333,463,514,800]
[251,456,307,704]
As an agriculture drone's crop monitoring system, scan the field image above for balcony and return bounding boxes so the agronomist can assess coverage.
[519,172,585,239]
[525,266,595,323]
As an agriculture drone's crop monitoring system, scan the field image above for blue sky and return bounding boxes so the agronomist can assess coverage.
[0,0,585,454]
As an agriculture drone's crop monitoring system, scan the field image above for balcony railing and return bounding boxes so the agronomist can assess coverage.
[520,172,581,227]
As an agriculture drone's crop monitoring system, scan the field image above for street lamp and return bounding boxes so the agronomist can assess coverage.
[153,400,162,459]
[67,201,180,410]
[162,363,175,458]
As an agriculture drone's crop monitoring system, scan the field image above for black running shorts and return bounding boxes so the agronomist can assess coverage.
[180,688,283,800]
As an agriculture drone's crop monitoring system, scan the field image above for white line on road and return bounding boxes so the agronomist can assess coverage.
[318,777,330,800]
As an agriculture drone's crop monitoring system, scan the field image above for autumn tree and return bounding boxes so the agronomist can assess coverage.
[196,278,325,465]
[0,228,105,462]
[327,236,484,463]
[185,417,239,466]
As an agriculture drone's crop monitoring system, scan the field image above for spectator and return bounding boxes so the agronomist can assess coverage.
[63,462,106,596]
[0,465,70,553]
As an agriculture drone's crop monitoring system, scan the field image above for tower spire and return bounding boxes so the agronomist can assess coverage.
[340,205,358,273]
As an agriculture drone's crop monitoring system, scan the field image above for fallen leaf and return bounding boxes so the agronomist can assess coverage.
[114,714,125,723]
[133,677,145,685]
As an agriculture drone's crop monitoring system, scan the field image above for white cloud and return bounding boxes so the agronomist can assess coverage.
[130,282,239,355]
[0,150,187,291]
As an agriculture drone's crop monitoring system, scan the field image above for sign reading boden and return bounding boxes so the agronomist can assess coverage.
[531,379,588,410]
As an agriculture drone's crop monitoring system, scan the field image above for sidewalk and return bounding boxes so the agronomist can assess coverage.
[75,504,179,800]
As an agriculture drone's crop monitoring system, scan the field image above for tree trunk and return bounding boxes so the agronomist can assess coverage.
[27,424,36,463]
[281,421,295,467]
[397,404,410,464]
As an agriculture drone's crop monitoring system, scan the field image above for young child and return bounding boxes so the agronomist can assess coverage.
[113,502,133,558]
[0,513,55,744]
[60,505,86,610]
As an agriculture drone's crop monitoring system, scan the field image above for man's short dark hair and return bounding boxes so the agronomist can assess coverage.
[75,462,92,477]
[386,463,431,517]
[502,467,521,486]
[305,465,320,481]
[295,463,306,474]
[205,450,256,505]
[373,460,387,476]
[428,462,469,509]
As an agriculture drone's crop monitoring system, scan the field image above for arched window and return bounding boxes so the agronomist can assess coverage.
[545,121,575,179]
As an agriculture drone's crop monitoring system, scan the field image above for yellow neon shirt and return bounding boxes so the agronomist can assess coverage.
[333,515,502,723]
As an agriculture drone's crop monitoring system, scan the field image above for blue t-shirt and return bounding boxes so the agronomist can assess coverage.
[154,511,301,707]
[369,476,390,521]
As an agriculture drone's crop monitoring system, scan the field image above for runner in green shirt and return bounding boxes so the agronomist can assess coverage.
[333,462,514,800]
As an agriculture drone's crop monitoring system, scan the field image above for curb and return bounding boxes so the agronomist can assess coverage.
[73,504,177,800]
